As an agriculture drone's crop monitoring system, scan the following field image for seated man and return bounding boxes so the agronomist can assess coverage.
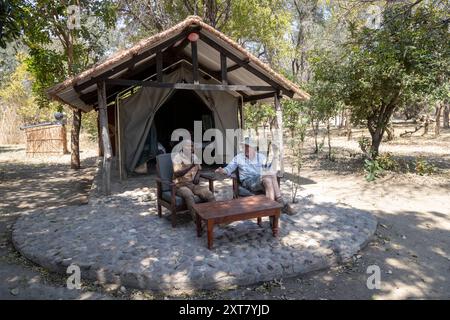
[215,137,295,215]
[172,140,215,221]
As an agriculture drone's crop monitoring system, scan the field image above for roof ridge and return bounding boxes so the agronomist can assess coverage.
[47,15,309,101]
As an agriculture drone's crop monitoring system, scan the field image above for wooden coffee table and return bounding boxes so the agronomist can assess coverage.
[192,195,283,249]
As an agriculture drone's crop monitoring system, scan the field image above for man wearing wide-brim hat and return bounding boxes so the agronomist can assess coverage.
[215,137,295,215]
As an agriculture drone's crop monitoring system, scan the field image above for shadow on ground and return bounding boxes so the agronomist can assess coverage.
[0,158,97,213]
[0,155,107,299]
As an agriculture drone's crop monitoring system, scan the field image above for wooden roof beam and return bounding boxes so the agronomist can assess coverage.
[198,32,281,92]
[105,79,274,92]
[74,26,201,93]
[243,92,277,102]
[227,60,249,73]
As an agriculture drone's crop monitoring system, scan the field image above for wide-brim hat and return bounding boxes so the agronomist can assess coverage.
[241,137,257,148]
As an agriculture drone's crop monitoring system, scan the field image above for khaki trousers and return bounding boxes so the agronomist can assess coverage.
[176,183,215,220]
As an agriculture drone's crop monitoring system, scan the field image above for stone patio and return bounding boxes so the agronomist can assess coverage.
[12,172,377,292]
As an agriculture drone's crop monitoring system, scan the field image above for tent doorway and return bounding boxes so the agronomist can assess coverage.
[153,90,214,152]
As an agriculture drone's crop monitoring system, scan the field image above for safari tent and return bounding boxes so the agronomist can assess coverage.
[46,16,309,194]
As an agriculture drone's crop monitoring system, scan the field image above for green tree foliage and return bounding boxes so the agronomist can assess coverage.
[22,0,117,106]
[0,39,24,82]
[243,102,276,133]
[312,1,450,157]
[118,0,293,68]
[0,0,26,48]
[18,0,117,168]
[282,98,306,138]
[0,54,44,123]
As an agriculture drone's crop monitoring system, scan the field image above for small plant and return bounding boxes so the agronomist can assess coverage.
[317,141,324,153]
[327,149,337,162]
[288,123,306,203]
[414,157,436,175]
[377,152,399,171]
[358,136,371,157]
[364,158,384,182]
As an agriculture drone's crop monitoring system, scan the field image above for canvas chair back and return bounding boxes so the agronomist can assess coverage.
[156,153,174,192]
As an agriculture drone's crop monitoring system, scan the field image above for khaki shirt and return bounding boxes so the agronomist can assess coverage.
[172,153,201,186]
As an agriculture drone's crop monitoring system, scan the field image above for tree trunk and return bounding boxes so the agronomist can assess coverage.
[367,94,399,157]
[66,29,82,169]
[274,94,284,175]
[385,120,395,141]
[345,109,352,140]
[443,104,449,129]
[435,103,443,137]
[327,120,332,159]
[422,114,430,135]
[367,105,395,158]
[370,131,383,159]
[70,108,82,169]
[339,109,345,128]
[312,120,319,154]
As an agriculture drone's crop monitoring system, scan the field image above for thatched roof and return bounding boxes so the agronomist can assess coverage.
[47,16,309,111]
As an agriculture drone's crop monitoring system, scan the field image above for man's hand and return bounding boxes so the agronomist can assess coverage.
[173,163,196,178]
[215,167,226,175]
[193,171,201,185]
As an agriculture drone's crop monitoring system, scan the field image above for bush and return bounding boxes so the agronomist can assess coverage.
[364,158,384,182]
[358,136,371,156]
[377,152,400,171]
[81,111,99,142]
[414,158,436,175]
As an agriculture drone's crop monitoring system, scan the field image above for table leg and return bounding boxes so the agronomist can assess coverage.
[196,213,202,237]
[257,217,262,226]
[207,220,214,250]
[272,213,279,237]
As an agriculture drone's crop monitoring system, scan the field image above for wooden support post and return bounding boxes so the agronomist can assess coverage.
[97,116,103,156]
[191,40,199,84]
[70,108,82,169]
[238,98,244,129]
[61,124,69,154]
[220,52,227,84]
[156,51,163,82]
[98,81,112,195]
[274,93,284,175]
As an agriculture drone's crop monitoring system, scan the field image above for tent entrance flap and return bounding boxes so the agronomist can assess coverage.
[154,90,215,152]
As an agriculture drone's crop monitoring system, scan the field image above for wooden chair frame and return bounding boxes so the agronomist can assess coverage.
[156,155,215,227]
[231,167,281,199]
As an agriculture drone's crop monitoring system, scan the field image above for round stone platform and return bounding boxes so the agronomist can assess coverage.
[12,192,377,292]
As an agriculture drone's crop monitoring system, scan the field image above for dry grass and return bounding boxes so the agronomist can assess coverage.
[283,122,450,176]
[0,103,25,145]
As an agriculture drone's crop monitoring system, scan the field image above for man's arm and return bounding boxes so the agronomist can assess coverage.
[173,163,196,178]
[215,155,239,176]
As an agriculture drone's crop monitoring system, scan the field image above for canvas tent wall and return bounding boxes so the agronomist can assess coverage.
[118,64,239,175]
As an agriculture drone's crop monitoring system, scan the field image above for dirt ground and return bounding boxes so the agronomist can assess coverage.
[0,144,109,299]
[0,124,449,300]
